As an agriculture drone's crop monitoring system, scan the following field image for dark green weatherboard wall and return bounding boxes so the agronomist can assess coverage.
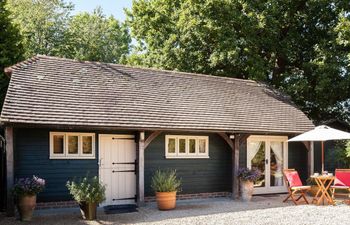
[13,128,136,202]
[14,128,99,202]
[144,132,232,196]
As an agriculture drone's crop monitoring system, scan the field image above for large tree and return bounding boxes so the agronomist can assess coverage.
[5,0,73,58]
[65,7,131,63]
[0,0,23,109]
[126,0,350,123]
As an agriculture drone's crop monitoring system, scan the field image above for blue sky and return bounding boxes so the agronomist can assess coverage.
[70,0,133,21]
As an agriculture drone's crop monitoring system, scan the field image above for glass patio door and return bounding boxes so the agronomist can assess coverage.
[247,136,288,194]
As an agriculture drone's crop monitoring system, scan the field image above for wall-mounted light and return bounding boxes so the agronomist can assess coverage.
[229,135,235,139]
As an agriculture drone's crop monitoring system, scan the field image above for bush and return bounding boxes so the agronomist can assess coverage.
[12,176,46,197]
[66,176,105,204]
[151,169,181,193]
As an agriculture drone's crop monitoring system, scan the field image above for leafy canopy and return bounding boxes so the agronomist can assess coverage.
[0,0,23,109]
[126,0,350,123]
[65,7,131,63]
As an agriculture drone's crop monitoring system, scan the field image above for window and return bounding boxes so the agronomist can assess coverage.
[165,135,209,158]
[50,132,95,159]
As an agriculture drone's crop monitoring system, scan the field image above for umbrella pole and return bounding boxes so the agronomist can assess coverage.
[321,141,324,173]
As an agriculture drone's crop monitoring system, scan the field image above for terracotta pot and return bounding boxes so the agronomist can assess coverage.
[17,195,37,221]
[79,202,97,220]
[156,191,177,210]
[240,180,254,201]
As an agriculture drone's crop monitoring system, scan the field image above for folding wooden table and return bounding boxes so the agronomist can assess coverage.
[311,175,335,205]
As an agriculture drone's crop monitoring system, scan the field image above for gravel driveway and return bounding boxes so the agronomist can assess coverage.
[1,195,349,225]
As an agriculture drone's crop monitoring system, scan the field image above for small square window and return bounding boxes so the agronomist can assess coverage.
[189,139,196,154]
[68,136,79,154]
[199,139,206,154]
[167,138,176,154]
[50,132,95,159]
[82,136,93,154]
[165,135,209,158]
[179,139,186,153]
[53,135,64,154]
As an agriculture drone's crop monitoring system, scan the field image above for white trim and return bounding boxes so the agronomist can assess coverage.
[165,135,209,158]
[49,132,95,159]
[247,135,288,194]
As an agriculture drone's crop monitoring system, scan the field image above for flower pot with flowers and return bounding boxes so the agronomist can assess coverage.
[12,176,46,221]
[66,176,106,220]
[237,167,261,201]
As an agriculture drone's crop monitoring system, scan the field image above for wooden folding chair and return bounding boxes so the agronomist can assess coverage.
[330,169,350,201]
[283,169,311,205]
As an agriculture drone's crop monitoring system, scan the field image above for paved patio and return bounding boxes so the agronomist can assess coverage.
[1,195,349,225]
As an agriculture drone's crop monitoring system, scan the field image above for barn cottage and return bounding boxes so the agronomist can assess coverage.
[1,55,314,213]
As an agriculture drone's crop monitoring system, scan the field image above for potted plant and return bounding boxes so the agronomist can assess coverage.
[12,176,46,221]
[66,176,105,220]
[151,169,181,210]
[237,167,261,201]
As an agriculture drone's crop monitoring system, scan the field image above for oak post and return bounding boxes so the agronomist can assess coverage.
[5,126,14,216]
[137,131,145,206]
[233,134,240,199]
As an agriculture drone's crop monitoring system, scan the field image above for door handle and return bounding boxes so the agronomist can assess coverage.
[265,159,269,165]
[99,158,103,166]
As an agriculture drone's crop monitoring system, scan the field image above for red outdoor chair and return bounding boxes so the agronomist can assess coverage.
[330,169,350,200]
[283,169,311,205]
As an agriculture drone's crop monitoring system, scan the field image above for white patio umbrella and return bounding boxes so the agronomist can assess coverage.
[288,125,350,173]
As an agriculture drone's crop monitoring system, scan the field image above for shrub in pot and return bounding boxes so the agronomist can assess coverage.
[66,176,105,220]
[12,176,46,221]
[151,169,181,210]
[237,167,261,201]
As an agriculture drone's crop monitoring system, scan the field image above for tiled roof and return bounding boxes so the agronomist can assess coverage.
[1,55,314,133]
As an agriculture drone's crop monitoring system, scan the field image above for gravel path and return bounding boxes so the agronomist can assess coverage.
[1,195,349,225]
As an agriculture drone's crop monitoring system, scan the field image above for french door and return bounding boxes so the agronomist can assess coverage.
[247,136,288,194]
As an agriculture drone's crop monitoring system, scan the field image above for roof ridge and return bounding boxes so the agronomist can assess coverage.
[32,55,257,84]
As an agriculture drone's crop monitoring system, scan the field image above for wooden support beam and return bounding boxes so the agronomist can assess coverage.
[137,131,145,206]
[144,131,162,149]
[308,141,314,175]
[5,127,14,216]
[217,133,234,150]
[233,134,240,199]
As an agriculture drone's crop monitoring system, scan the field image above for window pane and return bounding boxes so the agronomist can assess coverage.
[168,138,176,153]
[53,135,64,154]
[179,139,186,153]
[82,136,93,154]
[199,139,206,153]
[189,139,196,153]
[68,136,78,154]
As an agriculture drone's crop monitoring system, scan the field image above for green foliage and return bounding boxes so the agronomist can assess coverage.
[6,0,73,58]
[0,0,23,110]
[326,140,350,169]
[66,176,106,204]
[5,1,131,63]
[126,0,350,123]
[65,7,131,63]
[151,169,181,193]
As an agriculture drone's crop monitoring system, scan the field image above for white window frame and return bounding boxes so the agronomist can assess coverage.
[165,135,209,159]
[50,132,95,159]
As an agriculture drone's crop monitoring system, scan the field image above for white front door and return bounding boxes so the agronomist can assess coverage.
[99,135,136,206]
[247,135,288,194]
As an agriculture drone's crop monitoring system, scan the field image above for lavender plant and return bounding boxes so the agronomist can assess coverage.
[13,176,46,197]
[237,167,261,182]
